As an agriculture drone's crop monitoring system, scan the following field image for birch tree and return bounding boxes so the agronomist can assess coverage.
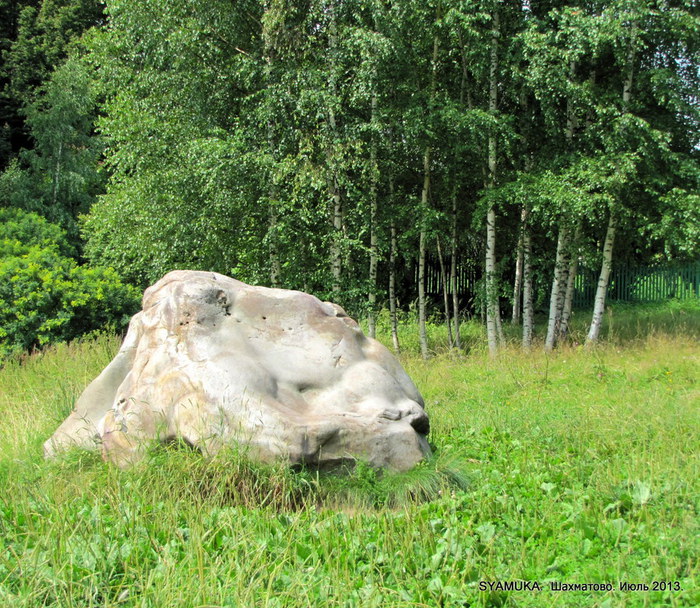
[484,6,500,357]
[587,7,639,344]
[521,208,534,348]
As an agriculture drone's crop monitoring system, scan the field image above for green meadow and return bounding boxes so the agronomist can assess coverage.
[1,301,698,607]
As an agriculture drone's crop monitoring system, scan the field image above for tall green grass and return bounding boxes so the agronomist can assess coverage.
[0,301,698,607]
[368,298,700,355]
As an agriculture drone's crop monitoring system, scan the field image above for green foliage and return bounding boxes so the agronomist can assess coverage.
[1,0,698,354]
[0,53,105,242]
[0,206,74,256]
[3,0,103,105]
[79,0,272,286]
[23,55,104,230]
[0,247,139,358]
[83,129,264,286]
[0,0,104,172]
[76,0,698,319]
[0,207,139,359]
[652,189,700,260]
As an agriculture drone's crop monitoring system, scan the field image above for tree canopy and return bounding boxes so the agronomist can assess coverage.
[0,0,698,356]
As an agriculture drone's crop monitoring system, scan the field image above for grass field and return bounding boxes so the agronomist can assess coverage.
[0,301,698,607]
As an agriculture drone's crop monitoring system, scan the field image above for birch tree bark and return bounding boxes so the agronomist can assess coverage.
[389,217,400,353]
[329,174,343,295]
[544,59,577,350]
[587,20,638,344]
[450,190,461,349]
[587,213,617,343]
[559,248,578,339]
[436,235,454,346]
[418,146,431,360]
[417,25,440,360]
[545,225,570,350]
[367,91,379,338]
[485,9,500,357]
[495,305,505,347]
[326,0,343,297]
[512,86,531,326]
[511,206,526,324]
[521,212,534,349]
[558,223,581,339]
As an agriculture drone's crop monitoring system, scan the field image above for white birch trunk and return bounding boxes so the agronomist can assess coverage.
[450,191,461,349]
[511,207,525,325]
[522,221,534,349]
[418,147,430,360]
[367,93,379,338]
[389,216,400,353]
[587,21,636,344]
[495,305,505,347]
[485,10,500,357]
[622,23,638,110]
[559,223,581,340]
[485,205,498,356]
[436,236,453,346]
[329,177,343,295]
[545,226,570,351]
[560,254,578,340]
[327,2,342,296]
[587,213,617,343]
[417,26,440,360]
[544,59,577,349]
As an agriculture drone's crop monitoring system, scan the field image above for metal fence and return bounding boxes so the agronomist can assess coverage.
[422,259,480,299]
[573,262,700,308]
[419,258,699,309]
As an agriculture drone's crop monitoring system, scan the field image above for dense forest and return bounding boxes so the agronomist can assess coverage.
[1,0,698,358]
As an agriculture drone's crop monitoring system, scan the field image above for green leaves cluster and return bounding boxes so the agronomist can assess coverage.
[80,0,698,299]
[0,208,139,359]
[0,0,698,354]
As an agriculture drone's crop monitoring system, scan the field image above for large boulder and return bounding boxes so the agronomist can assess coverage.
[45,271,430,471]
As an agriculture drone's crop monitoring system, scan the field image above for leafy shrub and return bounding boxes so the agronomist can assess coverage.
[0,208,140,359]
[0,207,74,257]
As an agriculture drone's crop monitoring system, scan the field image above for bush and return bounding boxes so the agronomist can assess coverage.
[0,209,140,359]
[0,207,75,257]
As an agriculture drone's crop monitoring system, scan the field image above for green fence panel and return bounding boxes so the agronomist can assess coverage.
[419,259,698,309]
[573,262,700,307]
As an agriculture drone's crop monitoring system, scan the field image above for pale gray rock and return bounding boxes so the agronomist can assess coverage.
[45,270,430,471]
